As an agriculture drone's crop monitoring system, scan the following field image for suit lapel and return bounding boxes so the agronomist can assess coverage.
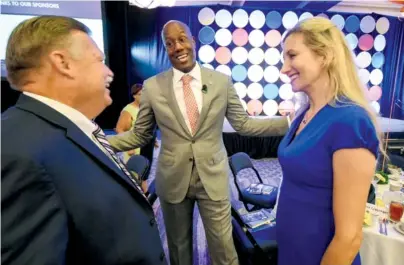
[161,69,192,137]
[15,95,144,197]
[65,128,141,191]
[195,67,214,134]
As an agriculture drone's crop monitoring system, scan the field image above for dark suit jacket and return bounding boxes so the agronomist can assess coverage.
[1,94,167,265]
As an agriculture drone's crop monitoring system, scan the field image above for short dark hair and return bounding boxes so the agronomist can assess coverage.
[6,15,90,89]
[131,83,143,96]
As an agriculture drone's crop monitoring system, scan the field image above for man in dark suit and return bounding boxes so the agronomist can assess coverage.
[1,16,166,265]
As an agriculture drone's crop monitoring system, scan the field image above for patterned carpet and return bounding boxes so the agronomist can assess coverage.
[145,151,283,265]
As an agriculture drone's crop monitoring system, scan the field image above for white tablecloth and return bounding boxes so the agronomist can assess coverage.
[360,182,404,265]
[360,220,404,265]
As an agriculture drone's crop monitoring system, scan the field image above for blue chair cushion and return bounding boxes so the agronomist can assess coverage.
[241,188,278,209]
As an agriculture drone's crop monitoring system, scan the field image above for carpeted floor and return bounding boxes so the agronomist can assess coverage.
[145,150,283,265]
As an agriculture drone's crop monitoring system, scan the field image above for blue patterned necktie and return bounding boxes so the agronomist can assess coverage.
[92,124,144,195]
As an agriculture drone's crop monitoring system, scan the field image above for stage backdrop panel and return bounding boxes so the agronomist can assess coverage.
[195,7,389,116]
[127,5,402,119]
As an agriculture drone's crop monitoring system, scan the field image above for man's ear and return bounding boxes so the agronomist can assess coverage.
[48,50,75,79]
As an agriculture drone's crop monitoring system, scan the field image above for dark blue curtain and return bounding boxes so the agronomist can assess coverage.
[380,17,404,120]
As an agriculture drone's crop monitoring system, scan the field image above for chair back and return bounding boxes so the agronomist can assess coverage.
[229,152,263,183]
[126,155,150,181]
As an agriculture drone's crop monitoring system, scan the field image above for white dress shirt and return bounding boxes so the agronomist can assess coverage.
[172,63,203,133]
[24,92,119,166]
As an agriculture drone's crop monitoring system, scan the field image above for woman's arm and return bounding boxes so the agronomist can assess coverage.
[115,111,133,134]
[321,148,376,265]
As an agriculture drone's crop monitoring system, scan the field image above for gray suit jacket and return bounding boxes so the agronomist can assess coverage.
[108,66,288,203]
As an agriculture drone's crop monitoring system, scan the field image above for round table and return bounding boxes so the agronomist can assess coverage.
[360,183,404,265]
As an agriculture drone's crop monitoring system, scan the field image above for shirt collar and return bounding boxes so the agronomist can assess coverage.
[23,92,98,135]
[173,62,201,84]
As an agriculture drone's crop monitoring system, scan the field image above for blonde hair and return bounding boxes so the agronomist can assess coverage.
[6,16,90,89]
[283,17,385,156]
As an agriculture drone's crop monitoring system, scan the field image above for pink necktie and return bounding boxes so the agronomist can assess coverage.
[181,74,199,135]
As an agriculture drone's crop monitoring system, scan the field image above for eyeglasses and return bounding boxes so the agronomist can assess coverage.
[165,36,190,50]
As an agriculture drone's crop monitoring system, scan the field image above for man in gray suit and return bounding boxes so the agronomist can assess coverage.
[108,20,289,265]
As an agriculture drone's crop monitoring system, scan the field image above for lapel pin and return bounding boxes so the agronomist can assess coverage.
[202,84,208,94]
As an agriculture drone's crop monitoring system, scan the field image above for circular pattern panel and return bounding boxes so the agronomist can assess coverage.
[198,45,215,63]
[216,65,232,76]
[345,15,360,33]
[265,30,282,47]
[370,69,383,85]
[283,11,298,29]
[355,52,372,68]
[265,48,281,65]
[247,83,264,100]
[368,86,382,101]
[279,100,295,116]
[331,14,345,30]
[249,30,265,47]
[358,34,374,51]
[263,100,279,116]
[215,47,232,65]
[233,29,249,46]
[248,65,264,82]
[345,33,358,50]
[232,65,247,82]
[215,9,232,28]
[371,101,380,113]
[250,10,266,29]
[372,52,385,68]
[299,12,313,21]
[358,69,370,84]
[374,35,386,51]
[234,82,247,98]
[376,17,390,34]
[215,28,232,46]
[233,9,249,28]
[264,66,280,83]
[248,48,265,65]
[199,26,215,45]
[232,47,248,64]
[264,84,279,100]
[360,15,376,33]
[279,84,294,100]
[247,100,263,115]
[266,11,282,29]
[198,7,215,25]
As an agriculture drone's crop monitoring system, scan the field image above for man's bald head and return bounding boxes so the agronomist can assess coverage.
[161,20,196,73]
[161,20,192,46]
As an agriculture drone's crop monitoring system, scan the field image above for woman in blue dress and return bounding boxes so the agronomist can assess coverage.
[276,17,384,265]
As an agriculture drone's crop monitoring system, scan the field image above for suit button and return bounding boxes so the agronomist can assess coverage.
[189,158,193,162]
[149,218,155,226]
[160,252,165,261]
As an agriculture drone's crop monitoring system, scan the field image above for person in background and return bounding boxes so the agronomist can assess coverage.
[1,16,166,265]
[115,83,156,191]
[115,83,143,160]
[107,20,289,265]
[276,17,383,265]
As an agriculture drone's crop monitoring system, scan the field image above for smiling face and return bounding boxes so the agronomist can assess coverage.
[163,22,196,73]
[281,33,325,93]
[68,31,114,113]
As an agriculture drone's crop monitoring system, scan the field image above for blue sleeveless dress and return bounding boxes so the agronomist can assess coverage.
[276,102,379,265]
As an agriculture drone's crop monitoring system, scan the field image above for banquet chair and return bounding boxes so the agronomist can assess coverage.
[229,152,278,212]
[126,154,150,182]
